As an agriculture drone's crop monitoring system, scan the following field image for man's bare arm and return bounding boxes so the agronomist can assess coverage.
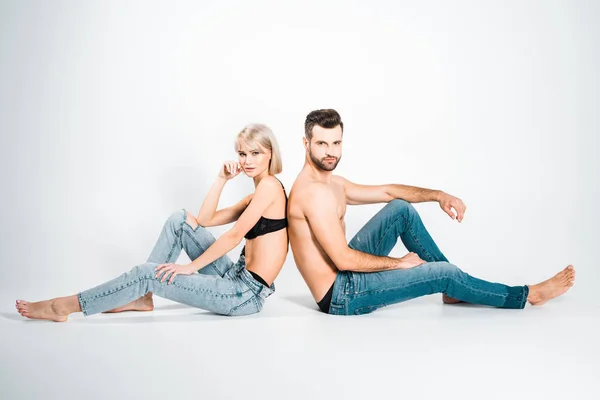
[334,176,467,222]
[303,184,418,272]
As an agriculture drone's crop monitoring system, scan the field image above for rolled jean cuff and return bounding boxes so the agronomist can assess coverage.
[77,292,90,316]
[502,285,529,309]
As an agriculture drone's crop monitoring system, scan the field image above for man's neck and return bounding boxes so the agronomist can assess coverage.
[301,159,333,183]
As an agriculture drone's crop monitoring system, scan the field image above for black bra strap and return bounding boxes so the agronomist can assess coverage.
[274,176,288,205]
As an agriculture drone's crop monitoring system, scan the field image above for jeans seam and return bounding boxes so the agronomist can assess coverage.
[227,295,257,316]
[165,211,186,262]
[407,219,434,261]
[372,212,405,255]
[165,236,181,264]
[371,212,434,262]
[170,278,252,298]
[83,274,247,304]
[353,274,509,300]
[181,227,226,277]
[180,208,221,270]
[182,229,206,253]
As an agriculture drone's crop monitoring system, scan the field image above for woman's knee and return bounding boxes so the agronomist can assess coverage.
[164,209,203,233]
[130,263,158,279]
[165,209,201,230]
[165,209,186,229]
[183,210,199,230]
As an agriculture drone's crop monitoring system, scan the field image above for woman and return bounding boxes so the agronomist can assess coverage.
[16,124,288,321]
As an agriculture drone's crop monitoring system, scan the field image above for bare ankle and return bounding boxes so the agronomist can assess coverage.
[53,296,80,315]
[50,299,67,315]
[526,286,536,302]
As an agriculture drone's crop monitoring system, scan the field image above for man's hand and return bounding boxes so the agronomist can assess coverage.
[154,263,197,284]
[437,192,467,222]
[397,252,426,269]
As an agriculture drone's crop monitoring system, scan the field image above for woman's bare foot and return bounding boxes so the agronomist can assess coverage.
[527,265,576,306]
[442,294,463,304]
[15,299,69,322]
[103,293,154,313]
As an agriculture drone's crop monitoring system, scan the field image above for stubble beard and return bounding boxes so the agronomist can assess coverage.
[309,148,341,171]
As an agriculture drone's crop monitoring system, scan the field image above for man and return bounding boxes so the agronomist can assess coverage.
[287,109,575,315]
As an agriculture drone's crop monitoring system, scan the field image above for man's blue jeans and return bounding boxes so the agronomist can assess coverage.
[328,200,529,315]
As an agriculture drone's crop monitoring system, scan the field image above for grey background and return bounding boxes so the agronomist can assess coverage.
[1,1,598,399]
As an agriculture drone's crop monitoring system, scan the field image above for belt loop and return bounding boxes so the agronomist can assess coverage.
[344,271,350,295]
[348,271,355,294]
[258,284,271,300]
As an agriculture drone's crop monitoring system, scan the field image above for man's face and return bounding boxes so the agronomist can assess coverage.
[306,124,343,171]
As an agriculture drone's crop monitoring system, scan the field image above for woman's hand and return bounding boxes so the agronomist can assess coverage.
[218,161,242,180]
[154,263,197,284]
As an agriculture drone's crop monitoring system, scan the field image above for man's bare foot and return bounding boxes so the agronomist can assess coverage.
[442,294,463,304]
[103,293,154,313]
[527,265,576,306]
[15,299,68,322]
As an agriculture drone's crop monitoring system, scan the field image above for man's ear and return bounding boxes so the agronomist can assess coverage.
[303,137,308,150]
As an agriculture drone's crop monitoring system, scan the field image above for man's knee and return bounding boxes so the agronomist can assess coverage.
[431,262,461,277]
[387,199,416,217]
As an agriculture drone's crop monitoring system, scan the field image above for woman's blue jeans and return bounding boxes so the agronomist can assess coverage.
[77,210,274,316]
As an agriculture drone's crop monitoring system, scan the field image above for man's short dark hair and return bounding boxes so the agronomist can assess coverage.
[304,109,344,140]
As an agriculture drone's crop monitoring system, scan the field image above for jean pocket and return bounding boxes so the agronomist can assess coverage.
[228,296,262,316]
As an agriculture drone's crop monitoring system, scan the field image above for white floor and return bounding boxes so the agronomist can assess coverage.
[2,289,598,400]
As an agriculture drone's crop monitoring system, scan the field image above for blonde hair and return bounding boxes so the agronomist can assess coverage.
[235,123,282,175]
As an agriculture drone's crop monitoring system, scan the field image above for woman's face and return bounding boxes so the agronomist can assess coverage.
[237,141,272,178]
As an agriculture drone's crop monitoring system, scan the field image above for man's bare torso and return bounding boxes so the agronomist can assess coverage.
[288,173,347,302]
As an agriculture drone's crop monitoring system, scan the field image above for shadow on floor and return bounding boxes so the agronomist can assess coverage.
[279,294,320,311]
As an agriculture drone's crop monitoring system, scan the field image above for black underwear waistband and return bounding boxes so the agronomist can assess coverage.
[317,283,334,313]
[249,270,269,288]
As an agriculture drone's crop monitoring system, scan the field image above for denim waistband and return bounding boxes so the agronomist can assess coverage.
[235,255,275,300]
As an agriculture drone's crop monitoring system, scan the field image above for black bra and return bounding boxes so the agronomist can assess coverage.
[244,178,288,240]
